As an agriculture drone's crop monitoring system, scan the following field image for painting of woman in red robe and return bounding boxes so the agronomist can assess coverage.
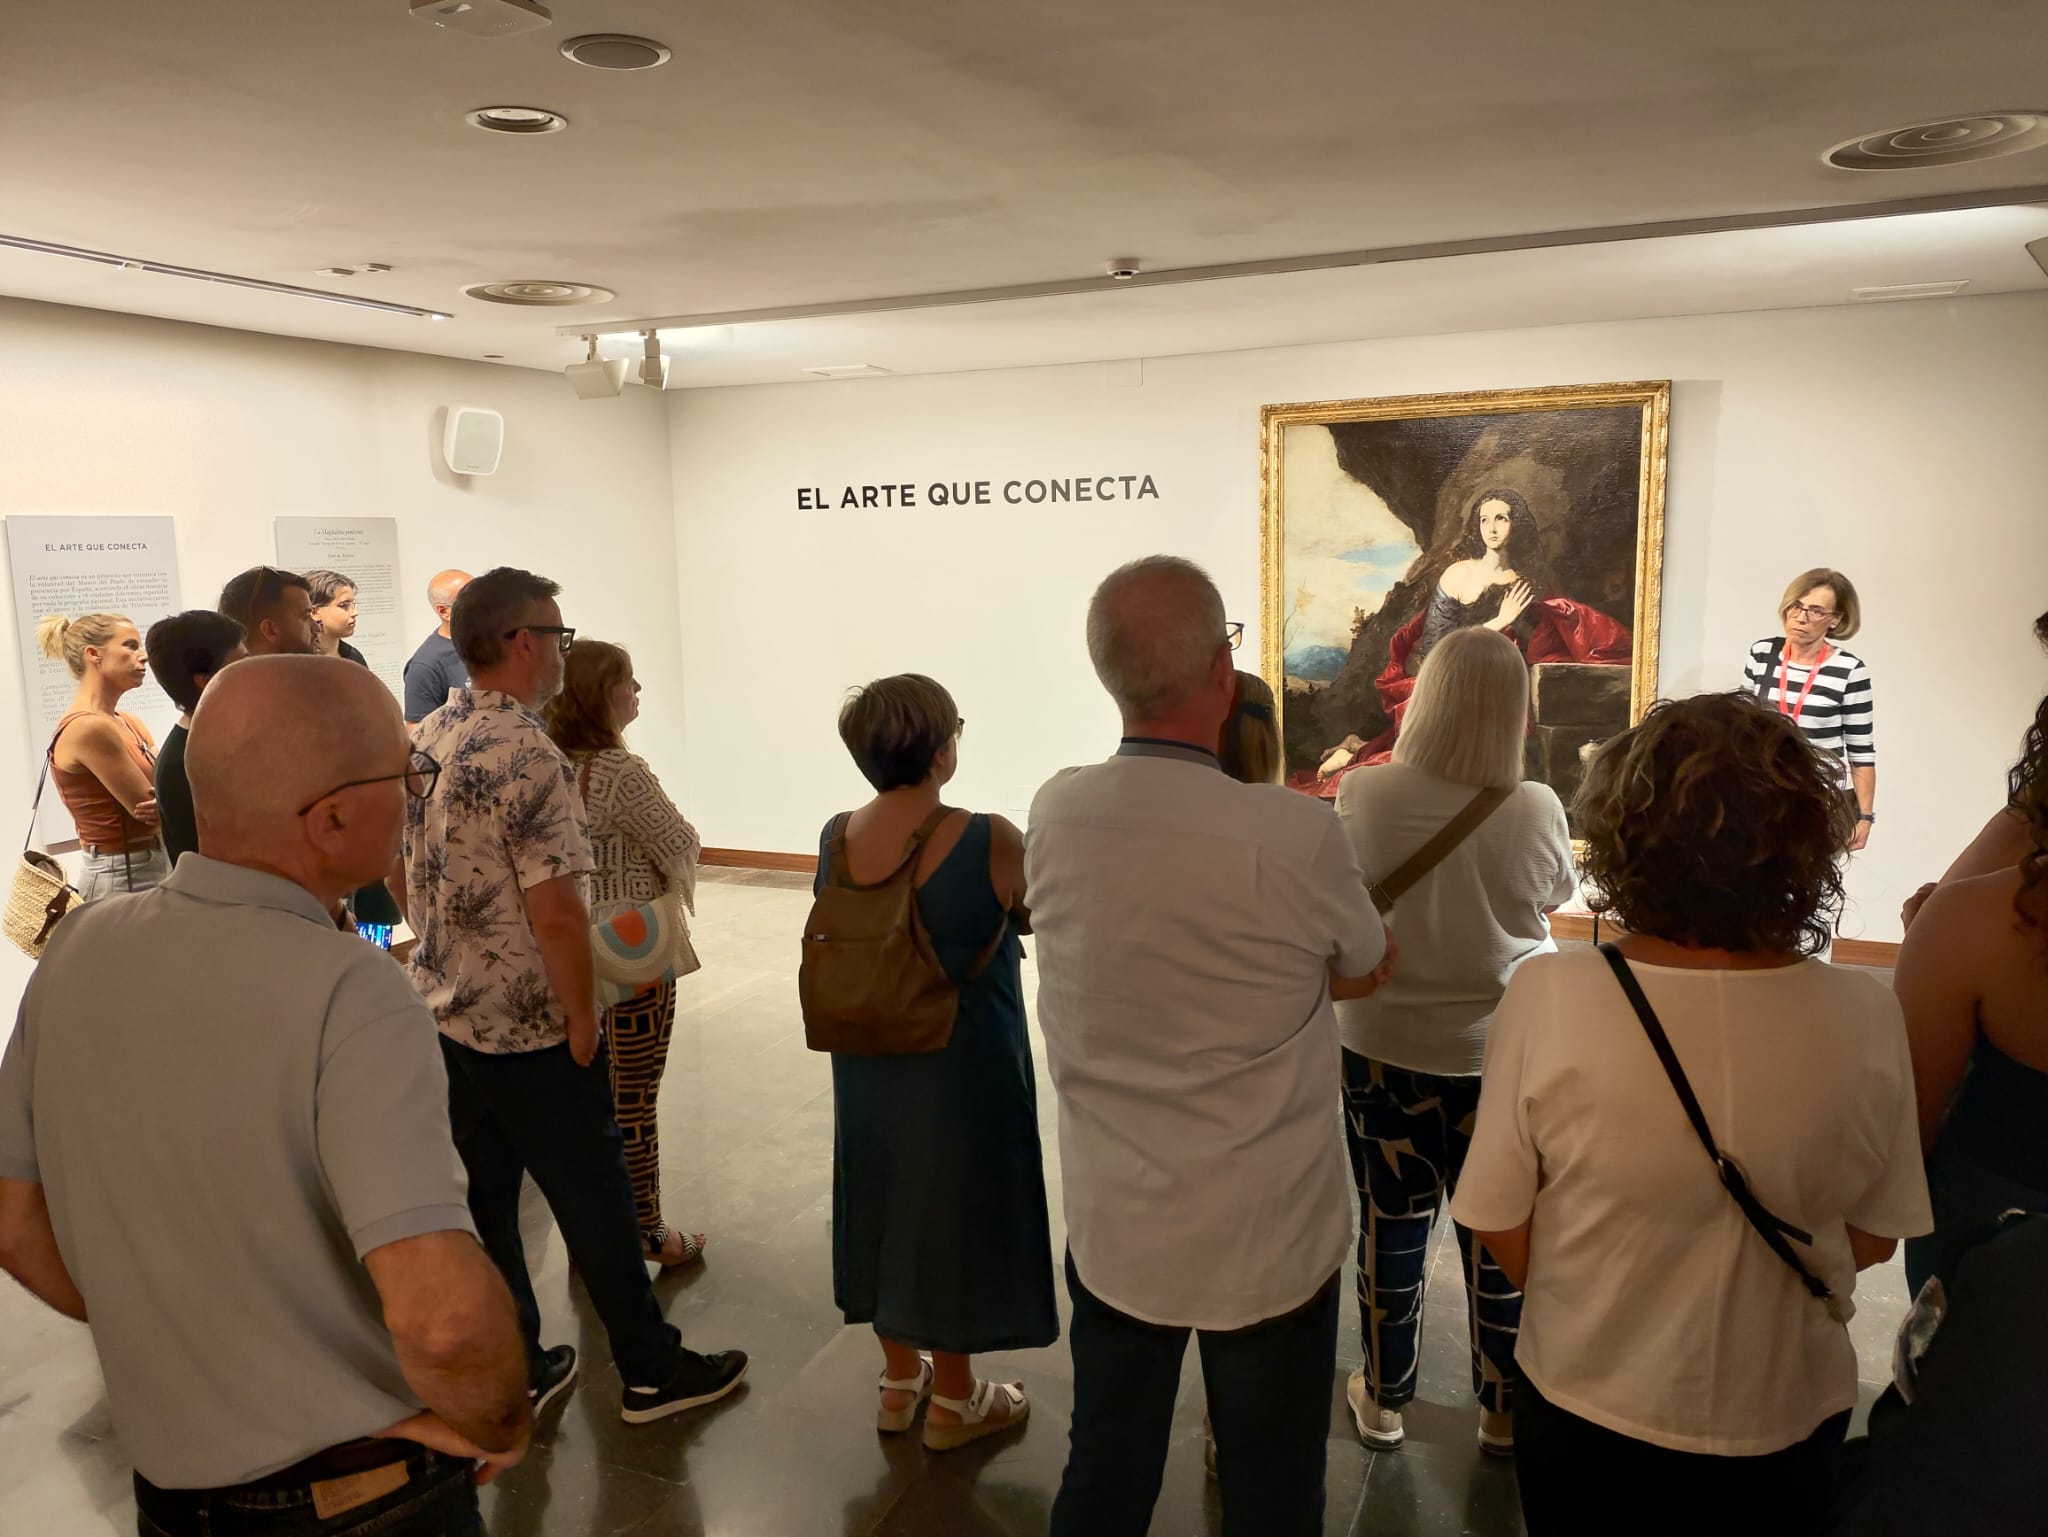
[1295,488,1633,797]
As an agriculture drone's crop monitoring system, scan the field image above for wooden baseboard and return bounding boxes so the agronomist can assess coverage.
[701,847,815,874]
[1551,912,1897,966]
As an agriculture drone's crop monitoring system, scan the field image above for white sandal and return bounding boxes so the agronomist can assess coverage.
[923,1378,1029,1452]
[876,1355,933,1433]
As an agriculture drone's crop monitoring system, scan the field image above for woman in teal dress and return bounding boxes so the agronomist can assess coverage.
[817,674,1057,1452]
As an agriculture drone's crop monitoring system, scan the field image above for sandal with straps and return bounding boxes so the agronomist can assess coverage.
[922,1378,1029,1452]
[643,1223,706,1268]
[877,1354,933,1433]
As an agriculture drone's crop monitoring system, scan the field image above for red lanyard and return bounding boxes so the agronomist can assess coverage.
[1775,643,1831,725]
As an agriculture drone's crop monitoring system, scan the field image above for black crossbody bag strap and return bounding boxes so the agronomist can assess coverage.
[1754,637,1784,704]
[1597,943,1843,1320]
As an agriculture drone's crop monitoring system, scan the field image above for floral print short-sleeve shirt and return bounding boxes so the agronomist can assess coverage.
[404,688,595,1053]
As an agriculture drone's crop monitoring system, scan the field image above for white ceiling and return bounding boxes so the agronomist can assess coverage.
[3,0,2047,383]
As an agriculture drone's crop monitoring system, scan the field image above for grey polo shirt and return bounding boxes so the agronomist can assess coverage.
[0,856,474,1489]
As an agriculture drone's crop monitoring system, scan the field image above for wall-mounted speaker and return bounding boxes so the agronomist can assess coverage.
[443,407,505,476]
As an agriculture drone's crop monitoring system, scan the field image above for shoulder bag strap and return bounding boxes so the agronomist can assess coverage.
[1369,785,1511,914]
[22,741,58,855]
[1597,943,1841,1317]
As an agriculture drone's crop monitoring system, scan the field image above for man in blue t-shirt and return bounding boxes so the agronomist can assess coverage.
[402,568,471,723]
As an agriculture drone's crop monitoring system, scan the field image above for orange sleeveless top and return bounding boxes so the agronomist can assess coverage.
[50,711,155,849]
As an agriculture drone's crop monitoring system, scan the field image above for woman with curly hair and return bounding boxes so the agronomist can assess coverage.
[1896,681,2048,1295]
[1452,693,1929,1536]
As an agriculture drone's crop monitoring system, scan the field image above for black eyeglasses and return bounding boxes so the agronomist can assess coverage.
[1224,621,1245,652]
[297,750,441,817]
[504,625,576,653]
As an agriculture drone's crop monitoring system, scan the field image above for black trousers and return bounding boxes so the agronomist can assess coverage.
[1049,1251,1340,1537]
[439,1037,681,1388]
[1515,1377,1850,1537]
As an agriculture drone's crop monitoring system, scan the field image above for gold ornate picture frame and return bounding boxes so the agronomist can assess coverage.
[1259,380,1669,810]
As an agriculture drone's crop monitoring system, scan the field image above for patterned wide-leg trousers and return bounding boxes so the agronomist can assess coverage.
[1341,1048,1522,1413]
[604,977,679,1238]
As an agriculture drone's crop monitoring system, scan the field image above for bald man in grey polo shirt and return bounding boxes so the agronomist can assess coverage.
[0,657,530,1537]
[1030,557,1390,1537]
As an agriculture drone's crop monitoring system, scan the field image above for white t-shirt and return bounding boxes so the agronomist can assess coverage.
[1452,948,1931,1455]
[1334,765,1577,1075]
[1027,741,1387,1331]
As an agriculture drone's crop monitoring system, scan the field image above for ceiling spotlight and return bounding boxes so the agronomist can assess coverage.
[560,33,672,69]
[637,329,670,389]
[465,105,569,135]
[565,335,627,399]
[409,0,554,38]
[1107,258,1141,281]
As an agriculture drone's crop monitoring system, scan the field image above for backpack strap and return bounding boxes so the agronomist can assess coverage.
[1369,785,1511,914]
[826,806,956,890]
[1597,943,1843,1321]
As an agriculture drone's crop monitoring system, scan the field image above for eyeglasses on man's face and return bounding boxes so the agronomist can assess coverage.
[1224,621,1245,652]
[504,625,576,653]
[1786,603,1837,623]
[297,750,442,818]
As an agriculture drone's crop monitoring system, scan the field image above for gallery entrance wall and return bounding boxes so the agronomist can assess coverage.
[0,296,685,1032]
[667,289,2048,946]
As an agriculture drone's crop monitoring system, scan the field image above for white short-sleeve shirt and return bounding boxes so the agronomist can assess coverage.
[1452,948,1931,1455]
[1027,740,1386,1330]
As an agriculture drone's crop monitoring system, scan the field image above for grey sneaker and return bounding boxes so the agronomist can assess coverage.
[1478,1407,1515,1456]
[1347,1366,1404,1449]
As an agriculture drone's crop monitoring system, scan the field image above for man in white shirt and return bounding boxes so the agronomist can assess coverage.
[1028,556,1391,1537]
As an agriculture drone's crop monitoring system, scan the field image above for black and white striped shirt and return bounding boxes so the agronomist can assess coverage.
[1743,639,1876,766]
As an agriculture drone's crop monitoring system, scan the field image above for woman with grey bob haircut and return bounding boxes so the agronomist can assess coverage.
[1331,626,1576,1457]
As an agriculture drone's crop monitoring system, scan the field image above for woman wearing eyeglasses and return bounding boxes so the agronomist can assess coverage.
[1744,569,1877,851]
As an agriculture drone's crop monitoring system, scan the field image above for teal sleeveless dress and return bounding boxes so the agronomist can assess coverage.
[817,813,1059,1353]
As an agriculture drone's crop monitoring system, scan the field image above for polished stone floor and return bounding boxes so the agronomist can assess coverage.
[0,868,1908,1535]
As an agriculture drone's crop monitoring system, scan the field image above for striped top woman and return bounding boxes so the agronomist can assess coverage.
[1744,567,1877,850]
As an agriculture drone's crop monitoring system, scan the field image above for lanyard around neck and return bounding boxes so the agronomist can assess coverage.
[1775,643,1832,725]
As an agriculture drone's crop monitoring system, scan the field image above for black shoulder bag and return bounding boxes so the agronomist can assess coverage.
[1597,942,1846,1324]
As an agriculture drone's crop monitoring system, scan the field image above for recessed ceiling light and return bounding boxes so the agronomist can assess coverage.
[462,280,616,306]
[483,353,505,360]
[1825,114,2048,170]
[801,364,892,379]
[559,33,671,70]
[465,105,569,135]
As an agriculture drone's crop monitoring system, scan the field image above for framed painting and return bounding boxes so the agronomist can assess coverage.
[1259,380,1668,813]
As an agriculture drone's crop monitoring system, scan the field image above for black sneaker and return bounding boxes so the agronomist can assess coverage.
[619,1349,749,1424]
[530,1345,579,1416]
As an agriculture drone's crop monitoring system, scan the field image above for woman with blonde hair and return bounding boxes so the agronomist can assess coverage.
[1455,694,1926,1534]
[1745,567,1877,850]
[1333,626,1575,1456]
[1219,671,1281,784]
[543,639,705,1268]
[36,613,167,899]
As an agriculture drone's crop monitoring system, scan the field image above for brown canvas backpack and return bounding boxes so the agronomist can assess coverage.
[800,806,1006,1056]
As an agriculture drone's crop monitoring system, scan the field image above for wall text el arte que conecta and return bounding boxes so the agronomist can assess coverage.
[796,474,1161,510]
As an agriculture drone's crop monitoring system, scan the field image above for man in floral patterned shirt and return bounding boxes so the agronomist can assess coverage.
[397,567,746,1427]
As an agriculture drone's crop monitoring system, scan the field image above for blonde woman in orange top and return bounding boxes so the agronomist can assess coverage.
[37,613,167,899]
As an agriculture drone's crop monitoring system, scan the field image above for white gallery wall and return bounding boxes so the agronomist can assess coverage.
[0,296,681,1019]
[669,290,2048,944]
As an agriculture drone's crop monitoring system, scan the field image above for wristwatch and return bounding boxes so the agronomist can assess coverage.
[1857,812,1876,823]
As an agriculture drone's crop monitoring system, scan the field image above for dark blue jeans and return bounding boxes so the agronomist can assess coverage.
[1049,1251,1340,1537]
[135,1446,480,1536]
[440,1037,682,1388]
